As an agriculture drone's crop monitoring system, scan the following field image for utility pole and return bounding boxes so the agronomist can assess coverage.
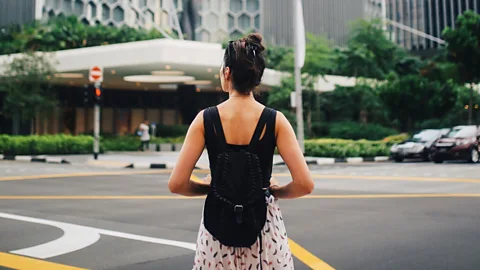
[89,66,103,160]
[93,82,102,160]
[293,0,306,153]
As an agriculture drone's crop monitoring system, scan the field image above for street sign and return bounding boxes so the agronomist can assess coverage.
[89,66,103,83]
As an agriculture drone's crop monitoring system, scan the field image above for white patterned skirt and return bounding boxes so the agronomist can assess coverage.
[193,195,294,270]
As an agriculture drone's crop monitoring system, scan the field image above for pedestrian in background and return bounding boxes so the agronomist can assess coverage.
[138,119,150,151]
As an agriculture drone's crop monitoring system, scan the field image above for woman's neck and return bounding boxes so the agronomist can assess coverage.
[228,90,254,99]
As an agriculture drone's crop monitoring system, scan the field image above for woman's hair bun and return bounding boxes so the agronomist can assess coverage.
[245,33,265,52]
[223,33,267,95]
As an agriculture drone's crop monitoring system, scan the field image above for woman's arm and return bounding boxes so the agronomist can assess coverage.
[168,111,210,197]
[270,112,314,199]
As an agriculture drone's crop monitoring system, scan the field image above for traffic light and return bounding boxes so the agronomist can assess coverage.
[93,86,102,103]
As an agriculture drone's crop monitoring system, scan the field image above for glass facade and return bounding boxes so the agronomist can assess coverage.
[386,0,480,50]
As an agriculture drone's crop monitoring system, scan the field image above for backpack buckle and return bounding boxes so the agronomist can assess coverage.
[234,205,244,224]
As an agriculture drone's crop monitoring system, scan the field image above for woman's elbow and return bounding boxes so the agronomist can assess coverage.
[301,181,314,195]
[168,180,182,194]
[304,181,315,195]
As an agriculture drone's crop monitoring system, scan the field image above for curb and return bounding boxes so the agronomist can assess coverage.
[273,156,390,166]
[0,155,70,164]
[124,162,204,170]
[124,156,391,169]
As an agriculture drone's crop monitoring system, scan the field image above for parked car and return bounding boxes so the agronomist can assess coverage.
[390,129,449,162]
[431,125,480,163]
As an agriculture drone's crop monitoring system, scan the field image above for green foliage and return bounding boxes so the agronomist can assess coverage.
[377,75,457,131]
[319,84,387,124]
[0,134,93,155]
[304,138,391,158]
[275,33,336,76]
[443,10,480,124]
[381,133,410,144]
[265,46,293,70]
[154,124,189,138]
[266,75,320,136]
[327,121,398,141]
[0,52,57,121]
[0,15,164,55]
[101,136,139,152]
[443,10,480,85]
[0,135,187,155]
[334,19,398,79]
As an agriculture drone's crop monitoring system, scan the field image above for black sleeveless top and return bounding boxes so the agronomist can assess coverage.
[203,106,277,188]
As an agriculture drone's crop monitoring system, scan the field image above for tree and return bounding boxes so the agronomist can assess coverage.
[275,33,336,77]
[377,75,457,131]
[335,19,398,79]
[0,52,57,134]
[443,10,480,124]
[0,15,164,55]
[266,75,320,138]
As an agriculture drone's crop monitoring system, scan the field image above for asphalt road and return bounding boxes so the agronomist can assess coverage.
[1,161,480,270]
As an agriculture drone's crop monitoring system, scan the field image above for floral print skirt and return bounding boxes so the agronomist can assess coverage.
[193,195,294,270]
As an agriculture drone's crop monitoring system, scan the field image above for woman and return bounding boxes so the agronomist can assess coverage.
[168,33,314,269]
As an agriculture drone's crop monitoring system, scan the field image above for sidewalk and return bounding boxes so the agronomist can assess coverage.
[4,151,390,169]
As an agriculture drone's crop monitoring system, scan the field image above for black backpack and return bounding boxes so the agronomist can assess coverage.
[203,106,274,249]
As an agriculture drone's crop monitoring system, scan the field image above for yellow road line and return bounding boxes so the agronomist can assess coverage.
[288,238,335,270]
[300,194,480,199]
[0,169,212,182]
[0,170,169,181]
[273,173,480,183]
[0,195,204,200]
[2,194,480,200]
[0,252,86,270]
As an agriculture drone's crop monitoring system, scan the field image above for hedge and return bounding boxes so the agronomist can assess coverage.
[1,135,398,158]
[0,135,186,155]
[0,134,93,155]
[305,138,393,158]
[327,121,398,141]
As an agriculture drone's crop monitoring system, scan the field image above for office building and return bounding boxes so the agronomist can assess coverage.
[384,0,480,51]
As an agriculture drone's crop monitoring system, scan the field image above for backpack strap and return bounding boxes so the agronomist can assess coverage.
[247,107,273,151]
[209,106,228,151]
[203,107,216,146]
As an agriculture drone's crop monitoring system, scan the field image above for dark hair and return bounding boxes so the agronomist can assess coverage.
[223,33,266,95]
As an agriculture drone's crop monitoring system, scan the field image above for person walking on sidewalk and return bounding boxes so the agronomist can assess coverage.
[168,33,314,269]
[138,119,150,151]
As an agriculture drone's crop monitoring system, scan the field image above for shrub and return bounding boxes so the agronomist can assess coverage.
[304,138,390,158]
[381,133,410,144]
[328,121,398,140]
[101,136,140,152]
[0,134,93,155]
[155,125,188,138]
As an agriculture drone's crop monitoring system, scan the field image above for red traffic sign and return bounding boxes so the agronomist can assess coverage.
[89,66,103,83]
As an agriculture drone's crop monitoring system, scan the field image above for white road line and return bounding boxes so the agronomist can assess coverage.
[95,229,196,251]
[2,212,101,259]
[0,212,196,260]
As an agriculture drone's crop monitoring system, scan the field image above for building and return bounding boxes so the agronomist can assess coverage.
[1,0,375,46]
[0,0,367,135]
[383,0,480,52]
[254,0,377,47]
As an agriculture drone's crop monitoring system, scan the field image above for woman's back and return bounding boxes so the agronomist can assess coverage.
[204,100,277,187]
[216,101,268,146]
